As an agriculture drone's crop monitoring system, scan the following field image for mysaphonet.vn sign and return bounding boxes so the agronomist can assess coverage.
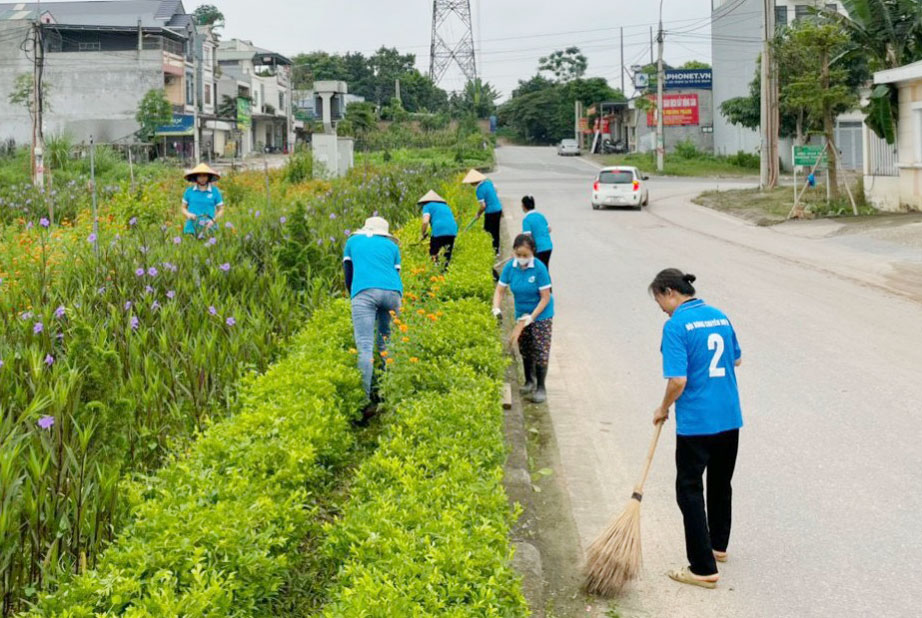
[646,94,700,127]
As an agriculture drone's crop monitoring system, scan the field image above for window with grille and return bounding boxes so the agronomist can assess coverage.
[794,4,810,20]
[775,6,788,28]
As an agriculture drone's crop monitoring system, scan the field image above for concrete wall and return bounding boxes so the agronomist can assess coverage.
[0,22,165,144]
[711,0,762,156]
[895,81,922,210]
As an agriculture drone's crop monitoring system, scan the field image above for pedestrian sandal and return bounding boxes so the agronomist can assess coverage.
[667,567,719,589]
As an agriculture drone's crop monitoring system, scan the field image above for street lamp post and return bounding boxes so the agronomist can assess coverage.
[656,0,665,173]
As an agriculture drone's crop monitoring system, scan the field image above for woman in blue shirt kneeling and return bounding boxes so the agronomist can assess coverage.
[343,216,403,403]
[492,234,555,403]
[418,190,458,266]
[181,163,224,236]
[650,268,743,590]
[521,195,553,270]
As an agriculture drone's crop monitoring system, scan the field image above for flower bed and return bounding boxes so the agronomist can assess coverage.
[0,161,458,615]
[25,302,365,616]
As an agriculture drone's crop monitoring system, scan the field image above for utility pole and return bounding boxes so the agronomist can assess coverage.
[192,31,201,164]
[620,27,625,95]
[656,2,665,172]
[395,78,401,104]
[649,27,654,65]
[32,18,45,189]
[760,0,778,190]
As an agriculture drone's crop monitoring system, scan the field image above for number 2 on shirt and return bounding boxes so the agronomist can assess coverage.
[707,333,727,378]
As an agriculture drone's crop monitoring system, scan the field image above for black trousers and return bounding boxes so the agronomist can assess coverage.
[484,211,502,255]
[675,429,739,576]
[429,235,455,265]
[536,250,552,270]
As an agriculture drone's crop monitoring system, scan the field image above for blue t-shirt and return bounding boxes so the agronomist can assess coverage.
[499,258,554,321]
[182,185,223,234]
[476,180,502,214]
[522,211,553,252]
[661,299,743,436]
[343,234,403,298]
[422,201,458,237]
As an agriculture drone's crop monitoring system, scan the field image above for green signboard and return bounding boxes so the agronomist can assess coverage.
[793,145,827,168]
[236,97,252,129]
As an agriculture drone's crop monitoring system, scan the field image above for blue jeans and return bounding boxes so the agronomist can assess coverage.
[351,288,402,397]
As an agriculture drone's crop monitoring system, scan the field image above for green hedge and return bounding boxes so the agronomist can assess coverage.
[317,190,529,616]
[27,302,365,617]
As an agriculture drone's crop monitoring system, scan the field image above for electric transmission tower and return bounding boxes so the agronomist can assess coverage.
[429,0,477,86]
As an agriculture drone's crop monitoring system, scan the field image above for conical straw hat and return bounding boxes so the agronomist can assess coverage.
[184,163,221,182]
[417,190,447,204]
[462,169,487,184]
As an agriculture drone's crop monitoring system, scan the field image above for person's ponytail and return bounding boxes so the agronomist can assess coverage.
[649,268,696,296]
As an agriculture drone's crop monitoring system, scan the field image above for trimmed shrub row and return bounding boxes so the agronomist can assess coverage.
[317,193,529,616]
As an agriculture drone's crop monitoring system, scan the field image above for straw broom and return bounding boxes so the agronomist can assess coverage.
[583,421,665,596]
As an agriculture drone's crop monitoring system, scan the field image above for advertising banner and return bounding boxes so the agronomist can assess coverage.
[237,97,252,129]
[646,94,700,127]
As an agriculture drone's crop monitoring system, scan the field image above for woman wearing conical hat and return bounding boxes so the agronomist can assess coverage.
[417,189,458,267]
[462,168,503,256]
[182,163,224,236]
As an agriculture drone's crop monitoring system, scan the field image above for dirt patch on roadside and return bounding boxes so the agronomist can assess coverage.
[693,189,790,226]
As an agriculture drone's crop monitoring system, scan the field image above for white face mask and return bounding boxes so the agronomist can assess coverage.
[516,256,534,268]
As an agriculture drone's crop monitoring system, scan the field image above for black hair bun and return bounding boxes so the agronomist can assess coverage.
[683,273,697,284]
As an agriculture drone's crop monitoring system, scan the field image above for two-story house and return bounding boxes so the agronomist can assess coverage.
[216,38,294,157]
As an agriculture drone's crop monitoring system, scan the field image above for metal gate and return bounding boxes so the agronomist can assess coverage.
[835,120,864,170]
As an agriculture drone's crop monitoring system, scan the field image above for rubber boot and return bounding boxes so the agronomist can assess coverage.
[519,355,536,395]
[530,365,548,403]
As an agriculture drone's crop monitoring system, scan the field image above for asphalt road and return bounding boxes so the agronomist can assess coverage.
[492,146,922,618]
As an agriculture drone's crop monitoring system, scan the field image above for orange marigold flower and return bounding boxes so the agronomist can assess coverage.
[386,358,395,365]
[380,351,388,358]
[427,314,437,322]
[410,357,419,363]
[349,348,358,354]
[417,309,426,315]
[399,324,409,333]
[401,336,410,343]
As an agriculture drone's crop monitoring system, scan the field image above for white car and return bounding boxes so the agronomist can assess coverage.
[557,139,580,156]
[591,166,650,210]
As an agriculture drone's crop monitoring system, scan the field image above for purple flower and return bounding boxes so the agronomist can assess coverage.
[25,221,33,230]
[279,216,287,224]
[87,233,97,243]
[147,267,158,277]
[21,311,33,321]
[39,217,50,228]
[329,236,335,244]
[208,306,217,316]
[206,237,217,246]
[225,316,236,327]
[329,212,337,220]
[124,301,132,311]
[144,285,154,295]
[173,236,182,245]
[54,305,65,319]
[166,290,175,300]
[44,354,54,366]
[372,210,379,217]
[37,415,54,429]
[254,210,261,218]
[225,221,233,229]
[129,217,138,226]
[130,316,139,330]
[135,268,144,277]
[97,286,106,295]
[0,359,4,368]
[140,245,149,254]
[152,301,161,311]
[344,229,351,236]
[219,263,230,272]
[33,322,43,334]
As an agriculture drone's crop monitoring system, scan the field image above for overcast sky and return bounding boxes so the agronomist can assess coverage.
[214,0,715,99]
[55,0,715,99]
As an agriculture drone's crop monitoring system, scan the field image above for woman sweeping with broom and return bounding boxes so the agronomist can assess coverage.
[585,268,742,595]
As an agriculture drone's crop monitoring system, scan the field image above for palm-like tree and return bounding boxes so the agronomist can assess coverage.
[828,0,922,142]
